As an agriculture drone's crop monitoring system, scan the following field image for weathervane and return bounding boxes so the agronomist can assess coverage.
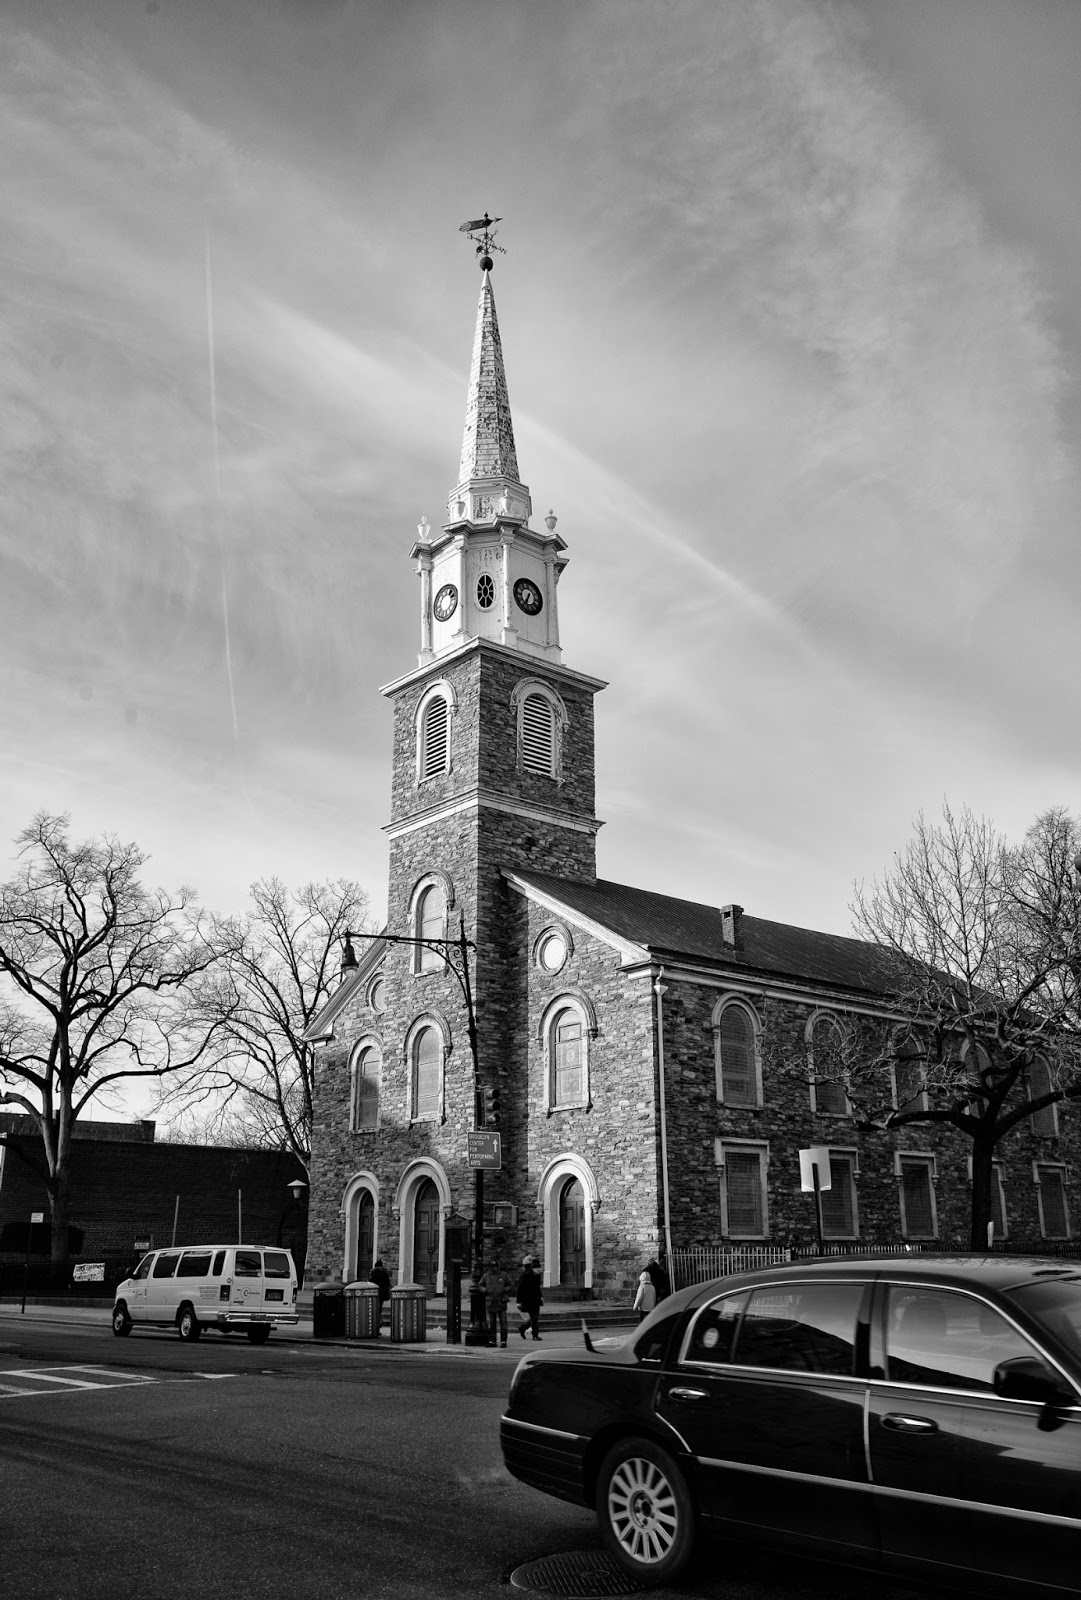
[459,213,505,271]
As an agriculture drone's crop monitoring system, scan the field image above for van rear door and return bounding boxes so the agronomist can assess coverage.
[262,1250,294,1315]
[232,1249,265,1316]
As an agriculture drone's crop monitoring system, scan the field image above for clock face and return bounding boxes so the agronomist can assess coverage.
[433,583,458,622]
[513,577,543,617]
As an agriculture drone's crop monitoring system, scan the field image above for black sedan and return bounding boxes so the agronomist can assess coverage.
[500,1257,1081,1591]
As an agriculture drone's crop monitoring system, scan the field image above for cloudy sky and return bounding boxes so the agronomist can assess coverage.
[3,0,1080,1086]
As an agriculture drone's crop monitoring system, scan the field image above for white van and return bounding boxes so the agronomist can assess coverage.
[112,1245,299,1344]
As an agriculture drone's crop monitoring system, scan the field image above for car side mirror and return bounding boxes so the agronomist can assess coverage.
[993,1356,1074,1407]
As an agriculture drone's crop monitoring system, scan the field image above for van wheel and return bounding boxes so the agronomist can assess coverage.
[246,1325,271,1345]
[177,1305,201,1343]
[112,1304,132,1338]
[596,1437,695,1587]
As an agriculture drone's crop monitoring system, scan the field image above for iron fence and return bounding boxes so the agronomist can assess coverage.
[668,1238,1081,1289]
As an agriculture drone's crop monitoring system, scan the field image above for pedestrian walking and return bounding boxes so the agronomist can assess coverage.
[515,1254,543,1340]
[478,1256,511,1347]
[645,1258,670,1300]
[633,1270,657,1323]
[369,1259,391,1334]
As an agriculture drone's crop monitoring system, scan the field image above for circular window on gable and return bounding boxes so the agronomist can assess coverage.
[535,927,570,975]
[476,573,495,610]
[368,976,386,1013]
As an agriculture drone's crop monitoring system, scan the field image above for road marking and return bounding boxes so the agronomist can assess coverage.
[0,1365,236,1400]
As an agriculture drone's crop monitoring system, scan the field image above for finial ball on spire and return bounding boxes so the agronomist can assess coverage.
[479,254,494,272]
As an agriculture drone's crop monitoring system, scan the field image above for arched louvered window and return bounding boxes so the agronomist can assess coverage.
[716,1003,759,1108]
[412,1027,442,1121]
[415,884,445,973]
[419,694,449,780]
[521,693,556,777]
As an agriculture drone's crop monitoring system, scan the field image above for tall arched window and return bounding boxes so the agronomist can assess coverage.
[808,1013,848,1116]
[552,1011,584,1106]
[352,1045,381,1131]
[1029,1056,1058,1138]
[715,1001,759,1108]
[415,883,446,973]
[894,1037,927,1113]
[412,1027,442,1121]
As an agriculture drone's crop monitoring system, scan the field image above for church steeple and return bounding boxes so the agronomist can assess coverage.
[409,240,568,669]
[457,271,520,490]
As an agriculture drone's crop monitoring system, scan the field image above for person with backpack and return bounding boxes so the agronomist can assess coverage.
[633,1270,657,1322]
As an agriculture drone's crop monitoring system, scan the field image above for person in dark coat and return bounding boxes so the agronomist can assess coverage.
[369,1259,391,1333]
[515,1255,542,1340]
[645,1259,671,1300]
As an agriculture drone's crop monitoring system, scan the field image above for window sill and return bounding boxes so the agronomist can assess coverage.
[351,1126,380,1136]
[547,1100,590,1115]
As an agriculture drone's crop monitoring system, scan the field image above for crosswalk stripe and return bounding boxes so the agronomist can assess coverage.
[0,1370,108,1388]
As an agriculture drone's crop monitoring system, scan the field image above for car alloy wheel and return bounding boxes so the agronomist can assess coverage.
[596,1437,694,1585]
[177,1306,201,1342]
[112,1305,132,1338]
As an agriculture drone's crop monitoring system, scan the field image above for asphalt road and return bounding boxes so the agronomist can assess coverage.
[0,1317,937,1600]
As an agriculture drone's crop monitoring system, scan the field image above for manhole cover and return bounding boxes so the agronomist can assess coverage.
[509,1550,648,1598]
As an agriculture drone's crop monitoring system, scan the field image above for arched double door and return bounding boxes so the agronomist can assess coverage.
[559,1177,586,1289]
[412,1178,441,1292]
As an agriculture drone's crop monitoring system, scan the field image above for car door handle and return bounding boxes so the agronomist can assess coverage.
[666,1386,709,1402]
[881,1413,938,1434]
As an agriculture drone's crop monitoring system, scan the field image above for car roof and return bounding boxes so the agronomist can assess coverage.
[684,1254,1081,1303]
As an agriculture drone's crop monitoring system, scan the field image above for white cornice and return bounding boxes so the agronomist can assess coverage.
[379,637,607,699]
[385,790,603,840]
[503,871,649,965]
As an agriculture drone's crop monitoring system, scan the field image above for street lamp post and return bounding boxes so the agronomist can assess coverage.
[343,918,489,1343]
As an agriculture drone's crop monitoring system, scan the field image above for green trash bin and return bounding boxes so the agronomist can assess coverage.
[313,1281,346,1339]
[390,1284,427,1343]
[345,1281,380,1339]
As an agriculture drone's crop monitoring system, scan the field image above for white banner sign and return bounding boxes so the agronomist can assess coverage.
[799,1147,832,1192]
[72,1263,106,1283]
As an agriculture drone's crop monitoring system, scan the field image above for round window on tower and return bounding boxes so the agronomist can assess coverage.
[476,573,495,610]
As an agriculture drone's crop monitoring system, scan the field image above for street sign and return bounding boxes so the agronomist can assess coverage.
[468,1130,502,1171]
[30,1211,44,1224]
[73,1263,105,1283]
[798,1148,832,1192]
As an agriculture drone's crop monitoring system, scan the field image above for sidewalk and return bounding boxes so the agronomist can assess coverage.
[0,1300,630,1358]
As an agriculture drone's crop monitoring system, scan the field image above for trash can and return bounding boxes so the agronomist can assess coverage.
[344,1281,380,1339]
[312,1280,346,1339]
[390,1284,427,1343]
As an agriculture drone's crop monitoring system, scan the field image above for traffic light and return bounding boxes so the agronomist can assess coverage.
[478,1085,502,1126]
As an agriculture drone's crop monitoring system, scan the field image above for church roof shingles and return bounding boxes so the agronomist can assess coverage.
[509,870,897,998]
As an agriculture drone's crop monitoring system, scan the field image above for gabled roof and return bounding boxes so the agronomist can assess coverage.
[506,871,897,997]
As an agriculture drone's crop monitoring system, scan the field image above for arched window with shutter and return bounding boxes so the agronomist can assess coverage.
[414,681,455,784]
[511,679,567,782]
[807,1012,848,1116]
[714,999,760,1108]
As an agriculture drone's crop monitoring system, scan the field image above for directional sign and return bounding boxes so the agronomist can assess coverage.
[798,1148,832,1192]
[30,1211,44,1224]
[468,1130,502,1171]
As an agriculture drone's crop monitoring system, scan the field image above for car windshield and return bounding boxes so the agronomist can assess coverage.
[1006,1277,1081,1363]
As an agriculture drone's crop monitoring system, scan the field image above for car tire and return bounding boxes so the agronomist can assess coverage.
[177,1305,201,1342]
[246,1326,271,1345]
[596,1436,695,1587]
[112,1304,133,1338]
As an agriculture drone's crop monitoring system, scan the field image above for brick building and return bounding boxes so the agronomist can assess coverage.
[303,263,1077,1298]
[0,1114,307,1290]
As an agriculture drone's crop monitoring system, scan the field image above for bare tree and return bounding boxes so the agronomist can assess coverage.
[157,878,372,1171]
[781,804,1081,1248]
[0,813,231,1281]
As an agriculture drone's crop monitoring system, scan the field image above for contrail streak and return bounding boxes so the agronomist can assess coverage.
[205,228,239,742]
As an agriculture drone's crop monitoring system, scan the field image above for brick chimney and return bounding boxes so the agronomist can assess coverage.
[721,904,744,951]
